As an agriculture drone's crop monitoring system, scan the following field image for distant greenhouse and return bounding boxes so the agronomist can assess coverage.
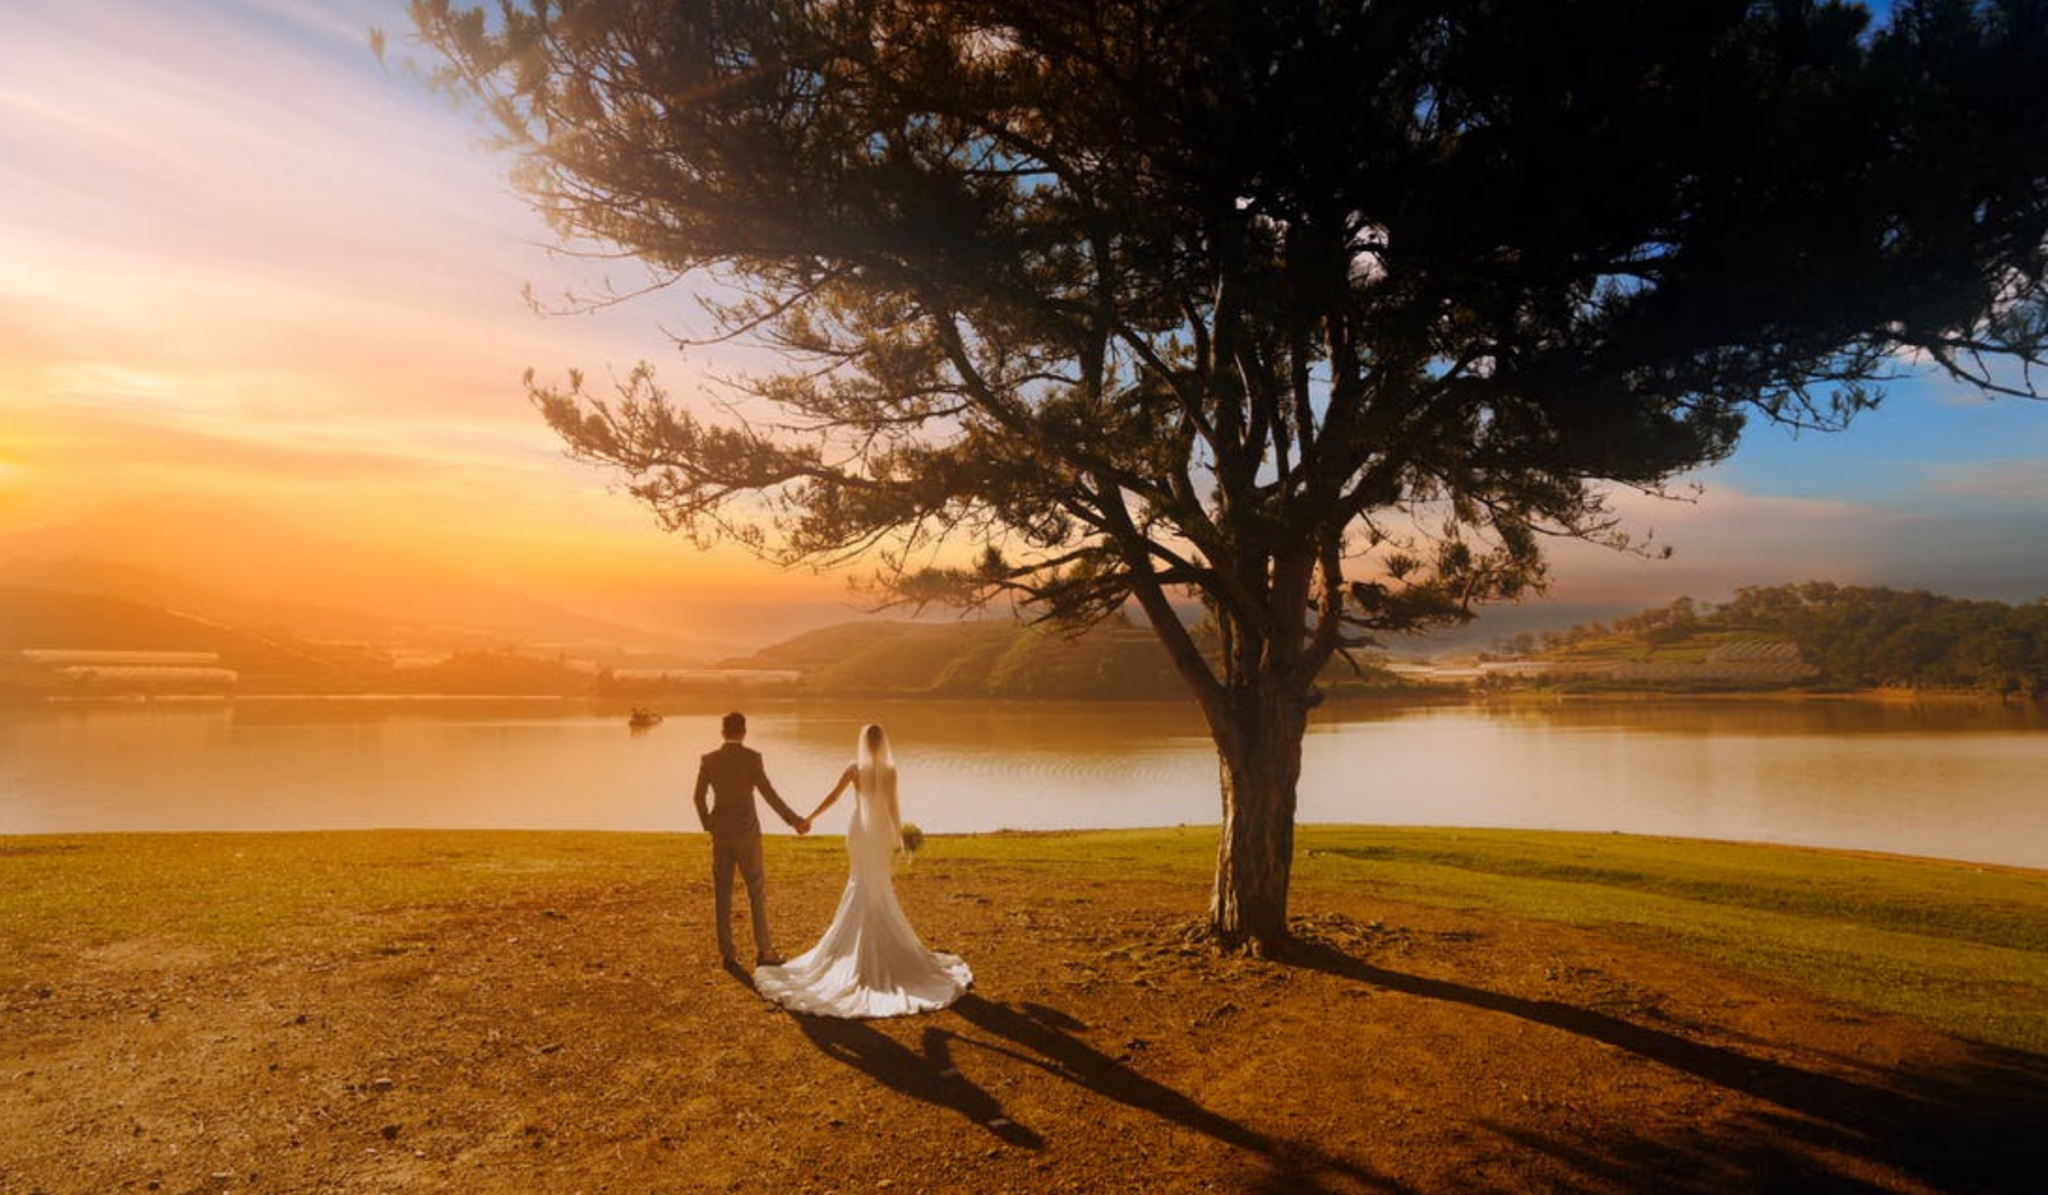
[11,649,238,695]
[21,649,226,667]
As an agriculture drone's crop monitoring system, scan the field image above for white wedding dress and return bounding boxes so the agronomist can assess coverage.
[754,750,971,1018]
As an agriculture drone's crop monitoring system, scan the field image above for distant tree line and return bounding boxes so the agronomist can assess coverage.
[1538,583,2048,695]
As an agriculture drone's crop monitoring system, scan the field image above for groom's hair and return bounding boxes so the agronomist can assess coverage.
[721,711,747,738]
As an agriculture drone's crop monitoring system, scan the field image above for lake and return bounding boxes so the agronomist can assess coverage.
[3,697,2044,870]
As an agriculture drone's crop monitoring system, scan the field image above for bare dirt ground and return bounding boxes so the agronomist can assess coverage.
[5,853,2046,1195]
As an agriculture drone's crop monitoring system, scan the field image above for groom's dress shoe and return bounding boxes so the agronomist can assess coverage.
[756,954,784,967]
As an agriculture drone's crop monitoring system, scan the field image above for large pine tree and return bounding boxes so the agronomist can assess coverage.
[403,0,2048,954]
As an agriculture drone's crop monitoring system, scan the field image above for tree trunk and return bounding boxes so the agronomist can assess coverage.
[1206,684,1310,955]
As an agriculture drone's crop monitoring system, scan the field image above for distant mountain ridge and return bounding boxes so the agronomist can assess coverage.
[0,495,673,650]
[0,555,408,643]
[720,617,1181,698]
[1,586,1397,702]
[720,616,1408,700]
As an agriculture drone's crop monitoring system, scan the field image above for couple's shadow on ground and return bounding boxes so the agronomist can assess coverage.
[794,996,1261,1156]
[787,997,1046,1149]
[779,990,1283,1159]
[773,981,1384,1192]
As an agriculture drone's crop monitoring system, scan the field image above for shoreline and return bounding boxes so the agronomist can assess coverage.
[4,822,2045,879]
[6,682,2046,710]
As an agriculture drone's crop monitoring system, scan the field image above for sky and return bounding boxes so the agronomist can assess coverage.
[3,0,2046,650]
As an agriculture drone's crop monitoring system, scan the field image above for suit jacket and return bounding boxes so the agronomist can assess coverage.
[693,741,800,838]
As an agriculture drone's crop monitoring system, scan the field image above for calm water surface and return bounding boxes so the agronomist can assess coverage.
[3,697,2044,869]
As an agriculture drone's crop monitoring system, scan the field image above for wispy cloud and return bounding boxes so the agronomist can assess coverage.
[1546,471,2048,606]
[1545,483,1915,603]
[1914,459,2048,503]
[0,0,688,547]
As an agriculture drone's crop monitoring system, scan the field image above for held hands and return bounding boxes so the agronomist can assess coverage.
[795,782,844,836]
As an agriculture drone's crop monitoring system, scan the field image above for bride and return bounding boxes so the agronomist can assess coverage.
[753,723,972,1018]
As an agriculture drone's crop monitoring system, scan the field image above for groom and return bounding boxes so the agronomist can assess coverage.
[692,711,809,968]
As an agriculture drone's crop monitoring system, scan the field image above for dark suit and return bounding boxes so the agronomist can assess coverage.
[692,740,802,961]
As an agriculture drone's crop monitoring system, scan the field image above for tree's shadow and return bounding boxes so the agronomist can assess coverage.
[776,940,2048,1193]
[1288,936,2048,1194]
[788,995,1403,1194]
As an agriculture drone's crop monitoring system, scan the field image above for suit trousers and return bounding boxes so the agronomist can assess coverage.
[710,829,772,961]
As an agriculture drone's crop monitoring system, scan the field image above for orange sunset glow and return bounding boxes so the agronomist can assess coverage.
[0,0,857,653]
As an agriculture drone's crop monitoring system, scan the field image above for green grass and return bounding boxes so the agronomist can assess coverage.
[5,826,2044,1054]
[1290,827,2048,1054]
[0,832,649,955]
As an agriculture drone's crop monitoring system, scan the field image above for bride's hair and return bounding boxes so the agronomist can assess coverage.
[857,723,893,772]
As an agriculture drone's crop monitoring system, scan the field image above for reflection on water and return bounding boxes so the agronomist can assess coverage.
[1480,696,2048,737]
[3,697,2043,870]
[1300,701,2048,871]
